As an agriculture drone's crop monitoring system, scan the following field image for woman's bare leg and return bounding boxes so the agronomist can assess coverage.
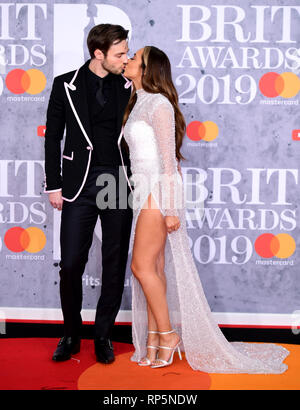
[131,193,179,363]
[141,248,167,362]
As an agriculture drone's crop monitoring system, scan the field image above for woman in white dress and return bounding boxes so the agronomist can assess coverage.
[122,46,289,373]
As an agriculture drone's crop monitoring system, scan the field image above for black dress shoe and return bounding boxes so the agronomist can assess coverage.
[52,336,81,362]
[94,338,115,364]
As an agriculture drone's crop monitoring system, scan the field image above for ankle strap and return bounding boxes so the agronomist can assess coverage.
[158,345,173,350]
[158,329,175,335]
[148,330,158,334]
[147,345,159,350]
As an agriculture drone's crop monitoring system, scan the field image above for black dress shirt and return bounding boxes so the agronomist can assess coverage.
[85,65,121,167]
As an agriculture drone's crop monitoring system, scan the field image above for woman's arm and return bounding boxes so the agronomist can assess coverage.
[150,99,181,232]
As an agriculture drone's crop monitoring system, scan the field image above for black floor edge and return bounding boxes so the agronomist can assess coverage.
[1,323,300,345]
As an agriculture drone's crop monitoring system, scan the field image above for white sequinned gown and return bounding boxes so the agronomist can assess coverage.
[123,88,289,374]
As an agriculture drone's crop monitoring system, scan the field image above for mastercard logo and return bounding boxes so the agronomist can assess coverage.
[4,227,46,253]
[259,72,300,99]
[255,233,296,259]
[186,121,219,142]
[5,69,47,95]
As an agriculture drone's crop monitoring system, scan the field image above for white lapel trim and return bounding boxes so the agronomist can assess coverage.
[117,75,133,194]
[118,126,133,194]
[62,68,134,200]
[64,68,93,148]
[121,73,133,89]
[62,67,94,202]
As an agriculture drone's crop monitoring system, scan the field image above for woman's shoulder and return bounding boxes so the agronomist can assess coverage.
[149,92,174,112]
[147,93,175,125]
[150,92,171,103]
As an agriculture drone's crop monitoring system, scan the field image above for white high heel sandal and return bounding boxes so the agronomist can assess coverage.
[138,330,159,366]
[151,329,182,369]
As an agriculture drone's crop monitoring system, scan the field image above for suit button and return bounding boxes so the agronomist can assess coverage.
[86,146,92,150]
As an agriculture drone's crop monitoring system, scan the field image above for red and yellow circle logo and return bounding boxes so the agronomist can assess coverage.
[4,227,46,253]
[259,72,300,98]
[186,121,219,142]
[255,233,296,259]
[5,69,47,95]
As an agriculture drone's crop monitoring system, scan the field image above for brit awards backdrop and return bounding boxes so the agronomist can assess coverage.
[1,0,300,331]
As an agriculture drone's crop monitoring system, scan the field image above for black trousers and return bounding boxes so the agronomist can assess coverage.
[59,165,133,339]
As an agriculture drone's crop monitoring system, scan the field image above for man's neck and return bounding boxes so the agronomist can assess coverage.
[88,59,109,79]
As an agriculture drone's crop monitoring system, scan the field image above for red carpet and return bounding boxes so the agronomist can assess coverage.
[0,338,133,390]
[0,338,298,390]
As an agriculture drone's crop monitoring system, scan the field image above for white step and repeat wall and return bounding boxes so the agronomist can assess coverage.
[1,0,300,329]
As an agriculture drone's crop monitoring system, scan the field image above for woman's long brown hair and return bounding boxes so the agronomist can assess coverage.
[123,46,186,162]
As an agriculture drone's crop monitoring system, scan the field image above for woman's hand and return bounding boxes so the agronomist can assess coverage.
[176,158,182,178]
[165,216,180,234]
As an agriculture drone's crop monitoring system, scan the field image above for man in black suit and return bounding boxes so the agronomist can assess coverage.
[44,24,133,364]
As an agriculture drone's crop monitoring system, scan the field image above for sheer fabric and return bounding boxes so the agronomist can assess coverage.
[123,89,289,374]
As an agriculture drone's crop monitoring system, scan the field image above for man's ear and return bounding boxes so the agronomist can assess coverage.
[94,49,105,61]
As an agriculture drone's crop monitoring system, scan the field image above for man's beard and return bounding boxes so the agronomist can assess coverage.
[102,59,124,75]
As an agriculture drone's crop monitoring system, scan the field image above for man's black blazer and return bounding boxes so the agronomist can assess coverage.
[43,59,132,201]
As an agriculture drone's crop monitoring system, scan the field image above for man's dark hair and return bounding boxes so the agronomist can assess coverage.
[87,24,129,58]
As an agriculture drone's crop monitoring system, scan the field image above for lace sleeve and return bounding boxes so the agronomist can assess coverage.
[150,98,180,217]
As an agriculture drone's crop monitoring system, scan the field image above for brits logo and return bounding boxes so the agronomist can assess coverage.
[53,4,132,76]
